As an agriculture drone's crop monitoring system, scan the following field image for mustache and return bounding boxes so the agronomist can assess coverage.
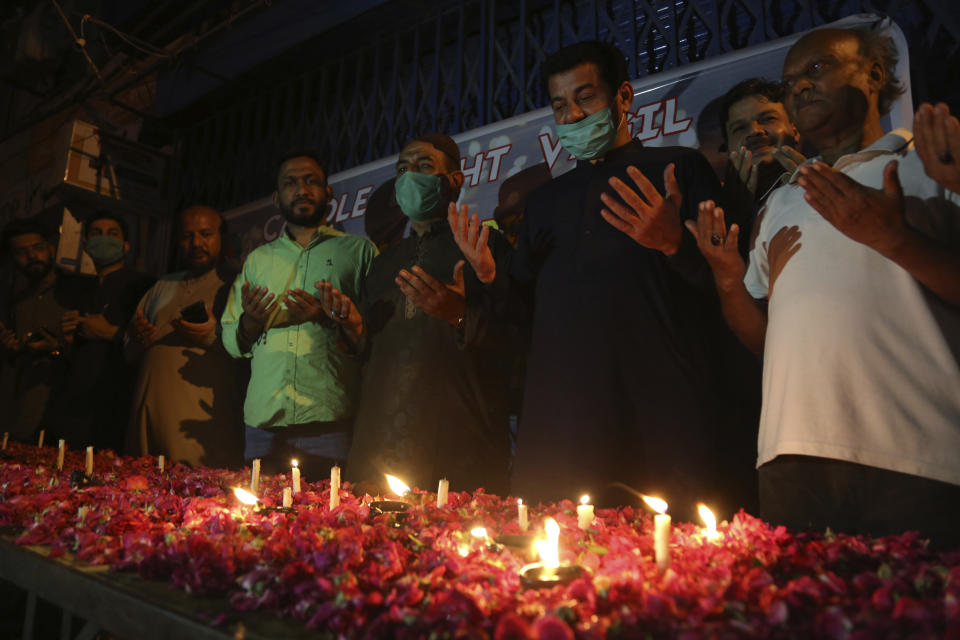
[792,93,821,111]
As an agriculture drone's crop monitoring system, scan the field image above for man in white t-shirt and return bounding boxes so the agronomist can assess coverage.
[685,27,960,548]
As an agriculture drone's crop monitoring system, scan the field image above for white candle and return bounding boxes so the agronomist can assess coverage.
[158,455,165,473]
[85,446,93,476]
[654,513,671,569]
[1,432,7,451]
[37,430,45,448]
[642,495,671,570]
[250,459,261,493]
[437,478,449,508]
[517,499,528,532]
[282,487,292,508]
[329,465,341,509]
[577,494,595,530]
[291,459,301,494]
[57,439,65,471]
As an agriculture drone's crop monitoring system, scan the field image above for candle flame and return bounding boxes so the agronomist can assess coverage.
[698,503,719,539]
[642,495,668,514]
[291,459,298,468]
[385,474,411,496]
[233,487,259,505]
[517,498,523,506]
[580,494,590,506]
[470,527,488,539]
[535,517,560,569]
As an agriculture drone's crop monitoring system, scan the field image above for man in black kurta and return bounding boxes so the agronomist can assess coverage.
[43,214,154,452]
[453,42,758,521]
[340,134,515,496]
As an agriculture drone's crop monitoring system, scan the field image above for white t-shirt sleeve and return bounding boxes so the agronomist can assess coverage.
[744,204,771,300]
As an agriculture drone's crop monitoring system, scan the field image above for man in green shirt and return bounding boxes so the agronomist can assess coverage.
[221,150,376,479]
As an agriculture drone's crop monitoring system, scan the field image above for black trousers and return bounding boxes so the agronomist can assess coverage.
[760,455,960,551]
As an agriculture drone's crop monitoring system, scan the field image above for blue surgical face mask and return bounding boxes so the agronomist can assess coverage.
[555,107,623,160]
[395,171,450,221]
[85,235,125,266]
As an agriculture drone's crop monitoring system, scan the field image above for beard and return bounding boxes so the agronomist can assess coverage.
[185,250,216,273]
[20,259,52,280]
[279,197,329,227]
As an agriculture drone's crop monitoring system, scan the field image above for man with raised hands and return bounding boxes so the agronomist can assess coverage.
[686,28,960,547]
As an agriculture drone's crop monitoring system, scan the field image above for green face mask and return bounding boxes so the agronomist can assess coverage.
[555,107,621,160]
[395,171,450,221]
[85,235,125,266]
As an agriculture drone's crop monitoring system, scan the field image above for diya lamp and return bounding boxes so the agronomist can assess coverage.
[233,486,261,517]
[369,474,412,524]
[519,517,585,588]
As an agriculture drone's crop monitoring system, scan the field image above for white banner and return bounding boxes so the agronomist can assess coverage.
[223,14,911,259]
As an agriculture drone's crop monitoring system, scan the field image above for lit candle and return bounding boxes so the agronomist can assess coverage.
[282,487,292,508]
[57,439,65,471]
[37,430,45,448]
[517,499,529,532]
[85,446,94,476]
[437,478,449,508]
[233,487,259,514]
[385,474,411,498]
[158,455,165,473]
[577,494,595,530]
[250,459,261,493]
[642,495,670,570]
[1,432,7,451]
[329,465,341,509]
[291,459,301,494]
[535,517,561,578]
[698,503,720,541]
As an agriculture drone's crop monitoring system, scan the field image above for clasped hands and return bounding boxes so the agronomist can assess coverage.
[239,280,364,343]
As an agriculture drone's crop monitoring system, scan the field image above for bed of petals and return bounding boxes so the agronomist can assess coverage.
[2,442,960,639]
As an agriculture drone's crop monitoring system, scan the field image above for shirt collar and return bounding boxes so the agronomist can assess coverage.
[281,224,341,249]
[787,128,915,184]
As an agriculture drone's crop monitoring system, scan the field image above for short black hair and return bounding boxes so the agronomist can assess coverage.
[86,211,129,241]
[276,150,328,183]
[409,133,461,173]
[719,78,785,143]
[2,219,51,250]
[852,28,904,116]
[542,40,629,99]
